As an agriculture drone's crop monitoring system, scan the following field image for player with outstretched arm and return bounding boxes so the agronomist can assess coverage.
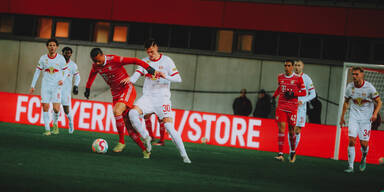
[84,48,159,158]
[126,39,191,163]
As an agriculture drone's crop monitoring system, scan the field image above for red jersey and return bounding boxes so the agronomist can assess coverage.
[273,73,306,112]
[86,55,151,98]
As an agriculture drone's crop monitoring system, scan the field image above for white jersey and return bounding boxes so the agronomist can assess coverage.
[62,60,80,92]
[345,81,379,121]
[32,53,67,88]
[136,54,179,98]
[298,73,315,104]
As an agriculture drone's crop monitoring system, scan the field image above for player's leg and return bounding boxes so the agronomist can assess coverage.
[288,111,298,163]
[112,102,128,152]
[51,88,62,134]
[51,103,61,134]
[275,110,286,161]
[358,121,371,172]
[128,106,152,152]
[153,120,166,146]
[62,91,74,134]
[345,118,358,173]
[123,113,150,158]
[42,103,51,135]
[294,106,306,151]
[41,86,52,135]
[144,113,155,141]
[161,117,191,163]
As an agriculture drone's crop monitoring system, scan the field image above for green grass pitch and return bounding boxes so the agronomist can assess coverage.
[0,122,382,192]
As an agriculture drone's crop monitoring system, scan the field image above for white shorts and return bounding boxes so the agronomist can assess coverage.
[41,85,61,104]
[61,89,71,106]
[348,118,371,141]
[296,104,307,127]
[135,95,172,120]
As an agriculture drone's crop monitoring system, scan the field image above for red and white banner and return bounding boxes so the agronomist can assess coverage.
[0,92,383,164]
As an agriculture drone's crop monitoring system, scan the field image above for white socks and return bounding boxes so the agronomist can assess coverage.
[129,109,149,139]
[295,133,301,150]
[164,122,188,158]
[43,112,50,131]
[53,111,59,125]
[348,146,355,169]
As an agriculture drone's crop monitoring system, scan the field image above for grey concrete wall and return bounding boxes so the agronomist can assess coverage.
[0,39,345,125]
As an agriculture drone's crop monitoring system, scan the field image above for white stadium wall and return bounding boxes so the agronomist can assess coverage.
[0,39,342,125]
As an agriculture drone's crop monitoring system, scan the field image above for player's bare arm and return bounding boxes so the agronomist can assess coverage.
[371,97,382,122]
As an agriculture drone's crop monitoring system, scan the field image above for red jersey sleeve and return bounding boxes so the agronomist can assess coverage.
[294,76,307,97]
[113,56,150,69]
[273,76,281,98]
[85,65,98,89]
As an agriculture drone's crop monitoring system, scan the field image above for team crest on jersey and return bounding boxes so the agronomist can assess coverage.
[108,66,112,71]
[159,66,164,69]
[291,80,295,84]
[172,68,177,71]
[48,67,55,74]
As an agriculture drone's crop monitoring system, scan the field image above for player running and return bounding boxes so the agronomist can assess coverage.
[273,59,306,162]
[29,39,68,136]
[60,47,80,134]
[290,60,316,162]
[127,39,191,163]
[340,67,381,173]
[84,48,158,158]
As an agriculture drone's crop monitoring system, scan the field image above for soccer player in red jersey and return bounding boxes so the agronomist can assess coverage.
[84,48,158,158]
[273,60,306,162]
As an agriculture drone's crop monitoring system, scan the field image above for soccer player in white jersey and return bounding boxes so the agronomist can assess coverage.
[29,39,68,136]
[340,67,382,173]
[125,39,191,163]
[289,60,316,163]
[61,47,80,134]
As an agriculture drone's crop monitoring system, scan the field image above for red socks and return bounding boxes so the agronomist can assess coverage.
[127,128,146,151]
[145,118,154,139]
[159,122,165,142]
[114,115,125,144]
[278,133,285,153]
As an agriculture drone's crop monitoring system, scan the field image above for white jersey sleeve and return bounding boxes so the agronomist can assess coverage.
[345,83,353,99]
[72,62,81,86]
[164,57,181,83]
[299,74,316,103]
[31,56,45,88]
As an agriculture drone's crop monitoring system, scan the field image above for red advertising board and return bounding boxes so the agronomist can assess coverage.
[0,92,383,164]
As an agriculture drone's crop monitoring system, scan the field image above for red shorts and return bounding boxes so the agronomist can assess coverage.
[275,109,297,126]
[112,85,136,108]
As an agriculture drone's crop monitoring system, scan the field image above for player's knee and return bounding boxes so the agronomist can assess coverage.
[129,109,140,119]
[348,138,356,146]
[162,117,172,123]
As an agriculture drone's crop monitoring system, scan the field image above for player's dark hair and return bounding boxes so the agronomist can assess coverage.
[62,47,73,53]
[352,67,364,73]
[144,38,159,49]
[46,38,59,46]
[285,59,294,66]
[90,48,103,58]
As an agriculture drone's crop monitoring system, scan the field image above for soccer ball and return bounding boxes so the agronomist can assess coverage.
[92,138,108,154]
[379,157,384,165]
